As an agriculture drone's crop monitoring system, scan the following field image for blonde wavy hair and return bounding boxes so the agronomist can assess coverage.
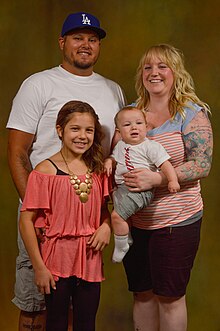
[135,44,210,118]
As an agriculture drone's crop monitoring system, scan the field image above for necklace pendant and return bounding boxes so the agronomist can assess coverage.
[70,174,78,180]
[60,150,92,203]
[79,182,88,192]
[80,192,89,203]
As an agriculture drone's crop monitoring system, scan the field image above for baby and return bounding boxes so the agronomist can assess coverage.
[105,106,180,263]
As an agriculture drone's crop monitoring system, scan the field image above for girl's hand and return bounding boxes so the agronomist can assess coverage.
[123,168,165,192]
[88,222,111,251]
[34,266,56,295]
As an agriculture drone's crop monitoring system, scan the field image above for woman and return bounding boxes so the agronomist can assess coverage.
[123,44,213,331]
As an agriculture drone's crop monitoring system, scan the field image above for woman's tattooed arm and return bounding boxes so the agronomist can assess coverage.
[176,110,213,182]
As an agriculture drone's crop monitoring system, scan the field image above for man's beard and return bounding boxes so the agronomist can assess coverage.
[73,59,94,70]
[63,54,97,70]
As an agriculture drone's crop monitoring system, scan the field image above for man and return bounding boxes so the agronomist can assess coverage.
[7,12,125,331]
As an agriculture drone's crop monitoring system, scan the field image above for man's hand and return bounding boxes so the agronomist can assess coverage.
[35,266,56,295]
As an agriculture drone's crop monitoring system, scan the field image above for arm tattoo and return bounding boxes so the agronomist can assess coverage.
[177,111,213,182]
[20,152,33,174]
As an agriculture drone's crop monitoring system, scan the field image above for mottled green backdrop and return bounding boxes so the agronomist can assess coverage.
[1,1,219,330]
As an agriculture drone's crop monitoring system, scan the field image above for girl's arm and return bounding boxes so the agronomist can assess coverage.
[19,210,56,294]
[123,110,213,191]
[87,202,111,251]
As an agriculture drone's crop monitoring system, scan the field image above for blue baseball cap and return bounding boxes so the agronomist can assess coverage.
[61,12,106,39]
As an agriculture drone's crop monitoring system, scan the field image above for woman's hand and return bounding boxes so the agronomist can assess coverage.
[34,266,56,295]
[123,168,165,192]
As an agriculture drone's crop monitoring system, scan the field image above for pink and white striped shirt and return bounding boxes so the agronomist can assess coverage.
[130,103,204,230]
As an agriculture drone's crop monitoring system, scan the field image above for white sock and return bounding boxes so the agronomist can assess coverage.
[112,234,130,263]
[128,231,133,246]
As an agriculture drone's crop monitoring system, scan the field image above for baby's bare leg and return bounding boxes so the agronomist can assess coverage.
[111,210,132,263]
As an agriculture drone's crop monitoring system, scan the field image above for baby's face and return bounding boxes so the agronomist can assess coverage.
[117,109,147,145]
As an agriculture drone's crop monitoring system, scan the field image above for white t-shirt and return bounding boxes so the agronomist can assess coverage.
[7,66,125,167]
[112,138,170,184]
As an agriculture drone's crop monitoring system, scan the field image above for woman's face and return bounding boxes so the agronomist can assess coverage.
[142,56,174,98]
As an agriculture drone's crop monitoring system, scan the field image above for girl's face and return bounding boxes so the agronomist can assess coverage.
[57,112,95,157]
[142,55,174,98]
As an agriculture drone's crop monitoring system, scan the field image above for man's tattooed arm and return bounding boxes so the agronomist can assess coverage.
[176,110,213,182]
[8,129,34,200]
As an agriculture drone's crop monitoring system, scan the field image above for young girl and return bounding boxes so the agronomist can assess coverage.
[19,100,111,331]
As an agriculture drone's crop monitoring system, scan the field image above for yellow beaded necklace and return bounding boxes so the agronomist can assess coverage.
[60,150,93,203]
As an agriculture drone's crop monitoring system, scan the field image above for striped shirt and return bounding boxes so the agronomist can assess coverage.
[130,103,203,230]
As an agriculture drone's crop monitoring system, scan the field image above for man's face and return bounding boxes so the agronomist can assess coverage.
[59,29,101,75]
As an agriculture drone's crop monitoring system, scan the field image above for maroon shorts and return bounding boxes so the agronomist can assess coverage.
[123,219,202,297]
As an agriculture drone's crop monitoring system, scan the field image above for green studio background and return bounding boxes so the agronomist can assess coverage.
[1,1,219,330]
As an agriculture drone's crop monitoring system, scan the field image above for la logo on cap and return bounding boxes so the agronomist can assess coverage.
[61,12,106,39]
[82,14,91,25]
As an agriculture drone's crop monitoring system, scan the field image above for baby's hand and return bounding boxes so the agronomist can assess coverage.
[168,181,180,193]
[104,158,113,177]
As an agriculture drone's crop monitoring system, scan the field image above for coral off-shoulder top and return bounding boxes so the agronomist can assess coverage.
[21,169,109,282]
